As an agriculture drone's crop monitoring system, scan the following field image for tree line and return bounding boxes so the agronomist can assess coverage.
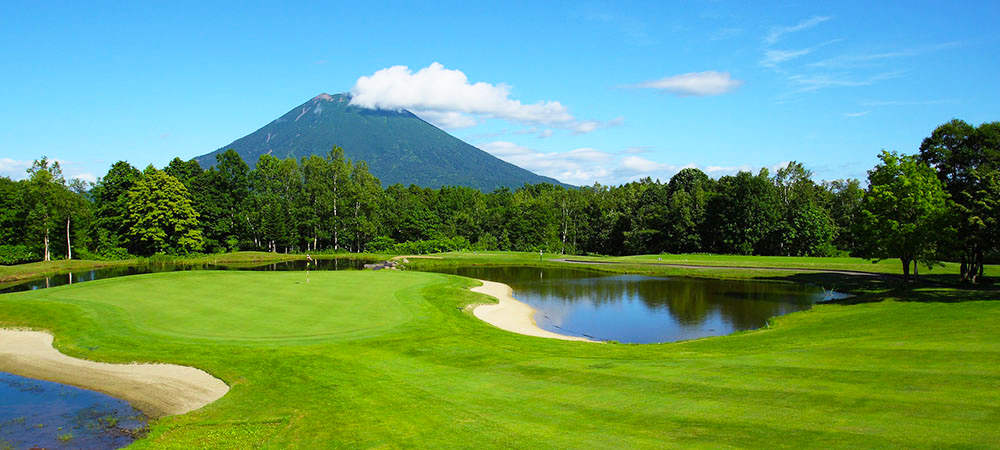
[1,119,996,282]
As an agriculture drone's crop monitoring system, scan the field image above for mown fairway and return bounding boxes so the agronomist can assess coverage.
[1,269,998,448]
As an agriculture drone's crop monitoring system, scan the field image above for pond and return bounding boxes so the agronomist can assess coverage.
[0,371,147,450]
[0,258,374,294]
[430,266,849,344]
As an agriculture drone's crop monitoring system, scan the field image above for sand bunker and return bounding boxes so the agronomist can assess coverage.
[0,329,229,418]
[471,280,594,342]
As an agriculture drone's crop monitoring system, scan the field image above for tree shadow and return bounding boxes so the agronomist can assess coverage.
[758,272,1000,304]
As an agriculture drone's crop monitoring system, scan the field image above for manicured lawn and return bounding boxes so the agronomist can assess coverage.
[1,267,998,448]
[608,253,1000,277]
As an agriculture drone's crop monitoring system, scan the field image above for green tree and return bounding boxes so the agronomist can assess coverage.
[624,178,669,255]
[822,178,864,254]
[0,177,27,247]
[249,155,303,252]
[301,154,334,251]
[125,166,203,255]
[327,147,352,251]
[164,157,204,187]
[206,149,252,251]
[348,161,385,252]
[91,161,143,257]
[665,168,712,253]
[706,170,780,255]
[919,119,1000,282]
[769,162,834,256]
[860,151,952,280]
[25,157,71,261]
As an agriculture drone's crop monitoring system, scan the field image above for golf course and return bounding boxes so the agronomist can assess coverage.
[1,253,998,448]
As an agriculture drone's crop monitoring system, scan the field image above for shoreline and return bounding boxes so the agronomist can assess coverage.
[0,329,229,419]
[470,279,595,342]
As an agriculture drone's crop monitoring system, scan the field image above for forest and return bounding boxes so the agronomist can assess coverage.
[1,119,996,282]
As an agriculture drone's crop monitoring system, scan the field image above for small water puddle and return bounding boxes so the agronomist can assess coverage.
[0,371,147,450]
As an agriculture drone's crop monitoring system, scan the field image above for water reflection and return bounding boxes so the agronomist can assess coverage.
[0,371,147,450]
[432,266,844,343]
[0,258,374,294]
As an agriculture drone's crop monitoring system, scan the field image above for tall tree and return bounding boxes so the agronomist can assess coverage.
[860,151,952,280]
[624,178,669,255]
[919,119,1000,282]
[209,149,252,251]
[665,168,712,253]
[822,178,864,254]
[91,161,142,257]
[164,157,204,187]
[348,161,385,252]
[0,177,26,247]
[706,170,780,255]
[301,154,333,251]
[25,157,68,261]
[770,162,834,256]
[249,155,303,252]
[125,166,203,255]
[327,147,352,251]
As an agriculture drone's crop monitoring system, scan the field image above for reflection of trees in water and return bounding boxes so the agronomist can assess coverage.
[1,258,375,294]
[444,267,818,330]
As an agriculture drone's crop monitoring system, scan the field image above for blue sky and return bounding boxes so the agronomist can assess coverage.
[1,1,997,186]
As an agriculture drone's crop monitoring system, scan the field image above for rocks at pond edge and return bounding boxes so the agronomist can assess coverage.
[364,261,400,271]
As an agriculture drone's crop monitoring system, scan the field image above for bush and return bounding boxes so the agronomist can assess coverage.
[0,245,36,264]
[368,236,397,253]
[392,237,470,255]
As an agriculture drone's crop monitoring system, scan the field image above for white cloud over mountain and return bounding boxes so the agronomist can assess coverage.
[350,63,618,133]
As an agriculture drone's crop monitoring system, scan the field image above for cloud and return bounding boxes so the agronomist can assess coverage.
[703,164,754,175]
[765,16,831,44]
[0,158,31,179]
[571,117,624,134]
[843,111,870,117]
[762,49,814,68]
[786,70,904,94]
[350,62,618,133]
[808,42,961,68]
[481,141,791,185]
[71,173,97,184]
[480,141,615,184]
[761,40,842,68]
[0,158,95,183]
[411,109,480,129]
[629,71,744,96]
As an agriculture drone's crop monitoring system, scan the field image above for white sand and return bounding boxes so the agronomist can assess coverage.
[470,279,595,342]
[0,329,229,418]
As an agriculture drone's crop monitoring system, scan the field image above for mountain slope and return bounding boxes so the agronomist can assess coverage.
[194,93,566,191]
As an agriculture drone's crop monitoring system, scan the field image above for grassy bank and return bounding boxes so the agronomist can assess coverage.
[0,251,389,287]
[1,268,998,448]
[405,251,1000,278]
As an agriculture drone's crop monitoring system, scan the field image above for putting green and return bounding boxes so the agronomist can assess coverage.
[32,271,429,342]
[2,264,998,448]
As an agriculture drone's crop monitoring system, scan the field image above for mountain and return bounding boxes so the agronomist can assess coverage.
[194,93,566,191]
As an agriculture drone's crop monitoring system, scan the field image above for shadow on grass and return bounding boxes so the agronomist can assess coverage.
[761,272,1000,304]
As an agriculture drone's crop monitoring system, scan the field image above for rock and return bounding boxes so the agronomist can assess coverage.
[365,261,400,271]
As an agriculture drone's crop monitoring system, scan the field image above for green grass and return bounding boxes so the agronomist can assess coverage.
[0,251,388,288]
[1,266,998,448]
[606,253,1000,277]
[401,250,1000,277]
